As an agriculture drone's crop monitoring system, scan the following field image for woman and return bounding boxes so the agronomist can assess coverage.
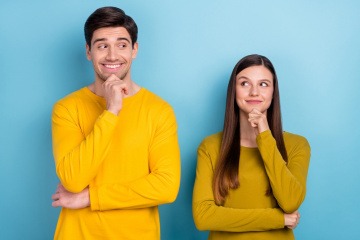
[192,54,311,239]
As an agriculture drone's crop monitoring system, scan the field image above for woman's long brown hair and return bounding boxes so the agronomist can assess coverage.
[213,54,288,205]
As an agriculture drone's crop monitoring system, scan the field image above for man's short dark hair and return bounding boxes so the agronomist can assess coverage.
[84,6,138,48]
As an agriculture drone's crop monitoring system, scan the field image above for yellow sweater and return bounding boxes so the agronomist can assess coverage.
[52,87,181,240]
[193,131,310,240]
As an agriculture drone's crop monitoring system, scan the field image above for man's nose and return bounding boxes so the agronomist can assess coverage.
[106,47,117,61]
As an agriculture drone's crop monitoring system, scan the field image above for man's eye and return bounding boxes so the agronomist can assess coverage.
[98,44,107,49]
[119,43,127,48]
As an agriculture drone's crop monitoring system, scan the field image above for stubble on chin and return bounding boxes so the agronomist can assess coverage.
[98,71,128,82]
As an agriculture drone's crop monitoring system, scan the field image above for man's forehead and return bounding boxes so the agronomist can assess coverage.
[91,27,131,43]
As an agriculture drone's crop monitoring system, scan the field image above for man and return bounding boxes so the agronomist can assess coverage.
[51,6,181,239]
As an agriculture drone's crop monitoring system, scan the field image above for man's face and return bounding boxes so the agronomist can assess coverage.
[86,27,138,82]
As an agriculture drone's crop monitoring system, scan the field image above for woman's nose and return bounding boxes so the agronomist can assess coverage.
[250,86,259,96]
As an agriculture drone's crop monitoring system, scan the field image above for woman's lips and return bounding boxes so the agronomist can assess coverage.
[246,100,262,104]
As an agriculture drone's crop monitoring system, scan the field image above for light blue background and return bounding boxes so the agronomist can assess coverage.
[1,1,359,239]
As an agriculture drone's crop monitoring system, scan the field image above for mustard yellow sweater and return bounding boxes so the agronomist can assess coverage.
[193,131,310,240]
[52,87,181,240]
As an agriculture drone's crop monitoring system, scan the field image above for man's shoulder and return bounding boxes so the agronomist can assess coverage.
[52,87,92,115]
[141,88,167,102]
[54,87,89,106]
[140,88,173,109]
[55,87,91,106]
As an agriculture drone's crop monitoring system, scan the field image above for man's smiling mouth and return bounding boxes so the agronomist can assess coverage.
[104,64,121,69]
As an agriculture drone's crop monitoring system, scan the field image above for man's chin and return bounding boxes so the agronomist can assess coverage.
[96,71,128,82]
[98,74,118,82]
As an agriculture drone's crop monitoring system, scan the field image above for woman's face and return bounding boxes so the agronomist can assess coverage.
[235,65,274,115]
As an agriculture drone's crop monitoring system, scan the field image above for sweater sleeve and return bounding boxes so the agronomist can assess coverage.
[192,143,284,232]
[89,106,181,210]
[52,102,118,193]
[256,130,311,213]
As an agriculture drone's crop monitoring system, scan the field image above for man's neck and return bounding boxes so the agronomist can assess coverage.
[88,79,141,98]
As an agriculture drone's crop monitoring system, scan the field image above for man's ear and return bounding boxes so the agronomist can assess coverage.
[86,44,91,60]
[132,42,138,59]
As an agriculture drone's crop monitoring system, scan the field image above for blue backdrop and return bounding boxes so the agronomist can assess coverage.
[1,1,359,239]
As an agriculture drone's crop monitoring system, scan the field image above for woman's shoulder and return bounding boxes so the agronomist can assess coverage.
[197,132,222,164]
[201,132,222,144]
[283,131,311,152]
[283,131,308,143]
[198,132,222,151]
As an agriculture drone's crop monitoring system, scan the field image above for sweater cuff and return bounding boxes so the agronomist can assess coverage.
[256,130,272,142]
[99,110,119,126]
[89,185,100,211]
[271,208,286,228]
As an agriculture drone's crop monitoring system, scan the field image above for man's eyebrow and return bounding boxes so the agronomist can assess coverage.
[92,37,131,45]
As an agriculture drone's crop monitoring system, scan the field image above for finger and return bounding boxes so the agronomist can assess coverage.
[104,81,128,95]
[248,119,257,127]
[52,200,60,208]
[51,193,60,201]
[106,74,121,82]
[251,108,261,114]
[248,115,258,121]
[122,86,129,95]
[248,111,261,118]
[103,78,122,90]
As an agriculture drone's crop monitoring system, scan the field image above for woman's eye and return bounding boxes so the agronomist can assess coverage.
[241,81,249,86]
[260,82,268,87]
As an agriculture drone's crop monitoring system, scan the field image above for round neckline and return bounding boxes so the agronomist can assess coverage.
[240,145,258,150]
[83,86,144,103]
